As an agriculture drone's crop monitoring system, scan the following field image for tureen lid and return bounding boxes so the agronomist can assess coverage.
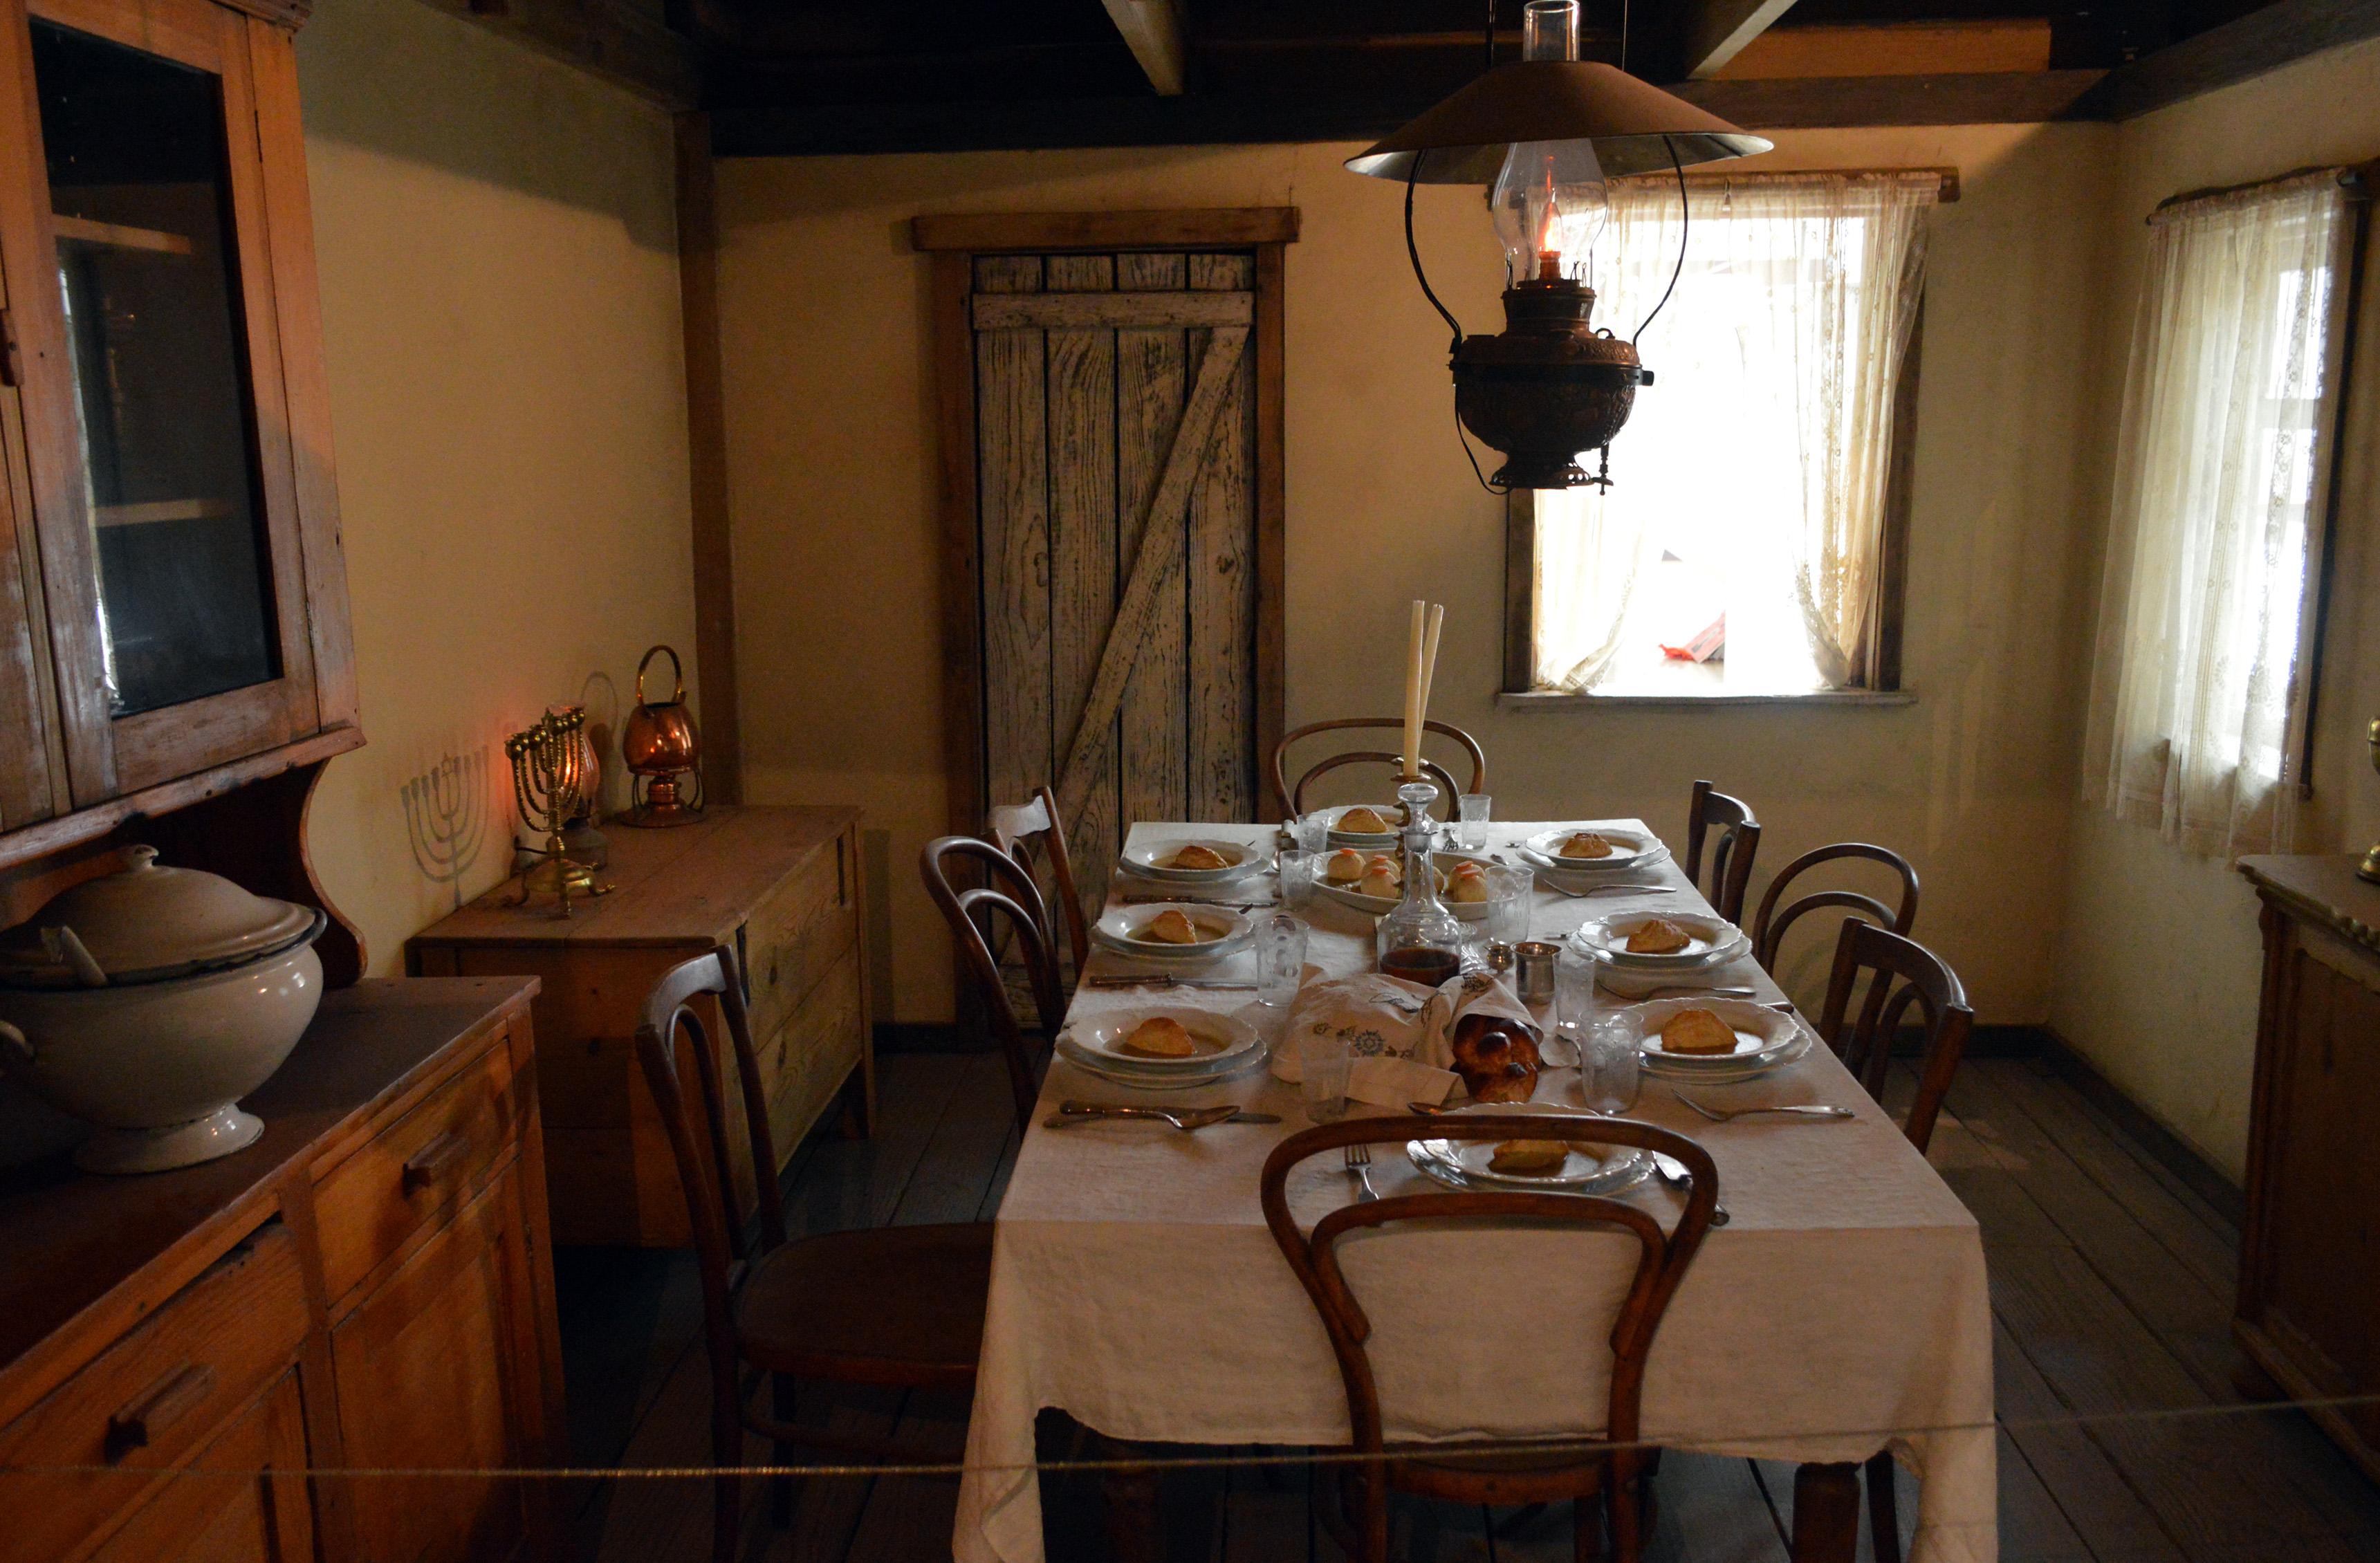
[0,846,320,988]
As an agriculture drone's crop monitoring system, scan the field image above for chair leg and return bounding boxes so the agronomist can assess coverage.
[1865,1450,1903,1563]
[712,1469,742,1563]
[1572,1495,1607,1563]
[1482,1503,1501,1563]
[771,1374,797,1528]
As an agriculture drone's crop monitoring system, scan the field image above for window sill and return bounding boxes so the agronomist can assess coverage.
[1497,689,1919,712]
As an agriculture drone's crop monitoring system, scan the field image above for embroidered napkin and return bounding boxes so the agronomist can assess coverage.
[1271,970,1542,1082]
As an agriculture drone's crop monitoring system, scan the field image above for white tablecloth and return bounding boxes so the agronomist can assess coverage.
[953,822,1995,1563]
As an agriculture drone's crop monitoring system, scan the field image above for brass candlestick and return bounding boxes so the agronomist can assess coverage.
[2361,719,2380,884]
[508,709,609,917]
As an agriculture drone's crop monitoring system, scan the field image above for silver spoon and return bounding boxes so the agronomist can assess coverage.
[1670,1090,1854,1125]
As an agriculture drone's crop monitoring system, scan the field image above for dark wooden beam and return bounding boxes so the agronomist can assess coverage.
[405,0,698,109]
[675,113,741,804]
[713,68,2110,156]
[2079,0,2380,119]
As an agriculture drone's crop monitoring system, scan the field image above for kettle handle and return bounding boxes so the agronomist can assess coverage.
[635,645,685,708]
[0,1019,32,1069]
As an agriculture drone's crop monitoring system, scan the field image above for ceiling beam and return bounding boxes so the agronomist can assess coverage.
[1710,19,2054,80]
[1678,0,1804,79]
[1672,68,2105,124]
[1100,0,1187,95]
[2078,0,2380,119]
[406,0,699,109]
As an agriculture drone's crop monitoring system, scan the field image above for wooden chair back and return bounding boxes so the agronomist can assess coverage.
[1750,842,1920,974]
[985,783,1090,979]
[631,946,787,1471]
[1271,717,1487,820]
[920,835,1067,1129]
[1260,1116,1719,1563]
[1683,779,1762,923]
[1815,922,1975,1154]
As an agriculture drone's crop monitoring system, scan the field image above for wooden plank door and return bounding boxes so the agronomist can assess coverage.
[970,248,1266,925]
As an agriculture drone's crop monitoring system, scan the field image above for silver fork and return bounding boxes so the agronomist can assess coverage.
[1670,1089,1854,1125]
[1343,1140,1378,1202]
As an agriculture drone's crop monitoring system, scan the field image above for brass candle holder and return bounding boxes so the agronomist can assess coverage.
[507,709,609,917]
[2361,718,2380,884]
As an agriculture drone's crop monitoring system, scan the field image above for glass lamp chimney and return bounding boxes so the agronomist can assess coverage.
[1489,1,1609,286]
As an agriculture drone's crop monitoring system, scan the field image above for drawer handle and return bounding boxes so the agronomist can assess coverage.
[402,1131,473,1194]
[105,1364,215,1462]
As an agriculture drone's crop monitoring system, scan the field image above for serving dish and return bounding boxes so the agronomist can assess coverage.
[1313,852,1521,921]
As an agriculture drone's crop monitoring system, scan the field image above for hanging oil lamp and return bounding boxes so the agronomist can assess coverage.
[1345,0,1771,489]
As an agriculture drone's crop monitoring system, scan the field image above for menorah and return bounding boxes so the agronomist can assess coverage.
[507,709,607,918]
[401,749,489,912]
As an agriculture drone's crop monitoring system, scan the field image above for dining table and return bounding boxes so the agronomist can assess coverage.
[951,819,1996,1563]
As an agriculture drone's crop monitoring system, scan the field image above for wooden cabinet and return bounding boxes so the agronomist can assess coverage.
[0,0,360,977]
[2235,856,2380,1483]
[409,805,874,1246]
[0,979,565,1563]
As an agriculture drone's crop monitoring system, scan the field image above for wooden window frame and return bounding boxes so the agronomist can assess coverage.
[1502,173,1946,703]
[913,207,1296,838]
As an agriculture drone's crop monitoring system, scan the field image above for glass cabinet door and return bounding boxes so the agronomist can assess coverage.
[0,0,329,805]
[36,19,279,718]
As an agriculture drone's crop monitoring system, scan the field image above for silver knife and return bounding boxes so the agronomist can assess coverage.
[1082,975,1259,990]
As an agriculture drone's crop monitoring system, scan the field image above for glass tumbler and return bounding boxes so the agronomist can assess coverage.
[1257,913,1309,1008]
[1580,1012,1643,1113]
[1458,793,1493,851]
[1290,813,1330,855]
[1299,1028,1351,1122]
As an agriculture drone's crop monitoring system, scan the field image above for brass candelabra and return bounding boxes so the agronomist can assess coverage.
[507,709,608,917]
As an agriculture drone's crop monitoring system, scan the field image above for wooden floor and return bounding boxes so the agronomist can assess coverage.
[555,1051,2380,1562]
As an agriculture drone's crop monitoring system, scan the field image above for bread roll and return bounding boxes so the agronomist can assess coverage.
[1324,848,1367,885]
[1140,909,1204,945]
[1338,806,1391,835]
[1659,1008,1740,1055]
[1560,831,1616,859]
[1119,1016,1199,1058]
[1167,843,1233,871]
[1446,863,1491,903]
[1358,861,1401,900]
[1450,1015,1542,1103]
[1625,917,1692,954]
[1488,1140,1569,1175]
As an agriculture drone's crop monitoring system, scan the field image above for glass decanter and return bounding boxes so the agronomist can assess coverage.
[1374,780,1468,986]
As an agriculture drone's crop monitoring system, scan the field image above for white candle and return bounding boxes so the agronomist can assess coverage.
[1403,600,1426,780]
[1417,603,1444,764]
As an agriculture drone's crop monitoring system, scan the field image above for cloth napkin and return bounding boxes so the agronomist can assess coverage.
[1271,969,1541,1082]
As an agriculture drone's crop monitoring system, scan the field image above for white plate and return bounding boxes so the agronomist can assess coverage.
[1523,826,1661,871]
[1405,1102,1651,1194]
[1313,853,1515,921]
[1573,912,1746,968]
[1093,903,1257,961]
[1054,1035,1270,1090]
[1060,1005,1263,1071]
[1316,802,1407,847]
[1523,842,1674,882]
[1623,997,1811,1078]
[1121,838,1269,884]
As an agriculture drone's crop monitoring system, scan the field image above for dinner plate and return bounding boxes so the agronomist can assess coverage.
[1313,853,1516,921]
[1621,997,1813,1080]
[1572,912,1748,968]
[1120,838,1270,884]
[1405,1102,1650,1194]
[1522,826,1661,871]
[1054,1035,1270,1090]
[1316,802,1407,848]
[1092,902,1257,963]
[1522,842,1674,882]
[1060,1005,1263,1071]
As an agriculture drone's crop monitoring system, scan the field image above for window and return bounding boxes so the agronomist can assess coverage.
[1510,171,1939,697]
[2084,170,2357,858]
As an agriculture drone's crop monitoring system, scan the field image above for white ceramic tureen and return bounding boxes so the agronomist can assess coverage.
[0,846,326,1174]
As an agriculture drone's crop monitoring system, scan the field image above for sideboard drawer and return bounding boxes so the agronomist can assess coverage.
[744,827,856,1046]
[0,1223,308,1563]
[317,1036,519,1305]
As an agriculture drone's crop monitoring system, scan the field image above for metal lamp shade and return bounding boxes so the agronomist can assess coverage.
[1345,61,1771,184]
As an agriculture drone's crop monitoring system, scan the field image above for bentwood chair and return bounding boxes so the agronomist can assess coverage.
[920,835,1068,1129]
[1271,717,1488,819]
[1261,1116,1720,1563]
[634,947,994,1563]
[986,783,1090,982]
[1749,843,1921,974]
[1683,780,1762,924]
[1811,922,1975,1563]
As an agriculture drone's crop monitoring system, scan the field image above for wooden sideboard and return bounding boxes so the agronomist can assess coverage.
[407,805,873,1247]
[0,977,564,1563]
[2235,855,2380,1483]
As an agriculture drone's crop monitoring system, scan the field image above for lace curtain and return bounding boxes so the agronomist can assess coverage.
[1531,171,1935,693]
[2083,171,2353,858]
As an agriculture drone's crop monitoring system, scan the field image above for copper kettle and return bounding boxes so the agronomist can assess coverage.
[620,645,703,827]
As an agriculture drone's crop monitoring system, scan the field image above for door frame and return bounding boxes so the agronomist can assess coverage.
[913,207,1297,847]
